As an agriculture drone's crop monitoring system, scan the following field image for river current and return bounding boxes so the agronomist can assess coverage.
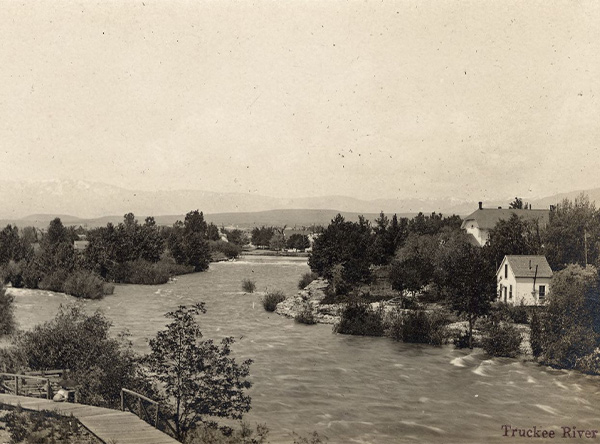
[9,255,600,443]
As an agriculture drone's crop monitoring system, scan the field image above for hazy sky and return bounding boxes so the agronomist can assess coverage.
[1,1,598,201]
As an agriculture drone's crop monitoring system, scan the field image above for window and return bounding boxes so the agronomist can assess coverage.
[504,287,507,301]
[539,285,546,299]
[509,285,513,299]
[498,284,503,300]
[505,264,508,279]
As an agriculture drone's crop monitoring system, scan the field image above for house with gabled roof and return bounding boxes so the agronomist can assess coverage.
[461,202,550,246]
[496,255,553,306]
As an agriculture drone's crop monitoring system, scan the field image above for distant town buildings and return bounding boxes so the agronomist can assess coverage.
[461,202,550,246]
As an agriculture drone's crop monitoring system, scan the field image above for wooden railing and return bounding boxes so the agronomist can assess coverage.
[0,372,52,399]
[120,388,176,436]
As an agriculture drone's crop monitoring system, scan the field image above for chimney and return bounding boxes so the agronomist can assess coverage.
[478,202,482,210]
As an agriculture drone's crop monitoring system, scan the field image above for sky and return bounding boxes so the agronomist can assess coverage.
[0,0,599,202]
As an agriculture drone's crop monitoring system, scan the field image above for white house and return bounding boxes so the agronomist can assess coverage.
[496,255,553,306]
[461,203,550,247]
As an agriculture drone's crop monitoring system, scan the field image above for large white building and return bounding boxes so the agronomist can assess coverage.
[461,203,550,246]
[496,255,553,306]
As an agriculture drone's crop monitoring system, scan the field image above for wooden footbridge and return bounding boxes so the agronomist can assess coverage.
[0,373,179,444]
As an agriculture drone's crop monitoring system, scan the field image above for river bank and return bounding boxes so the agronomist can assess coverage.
[5,256,600,443]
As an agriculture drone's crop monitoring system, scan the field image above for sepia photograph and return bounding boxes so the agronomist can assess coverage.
[1,1,599,443]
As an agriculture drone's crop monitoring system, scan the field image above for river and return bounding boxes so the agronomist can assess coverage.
[9,255,600,443]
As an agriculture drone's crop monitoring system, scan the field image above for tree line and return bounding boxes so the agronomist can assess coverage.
[0,210,248,299]
[308,194,600,359]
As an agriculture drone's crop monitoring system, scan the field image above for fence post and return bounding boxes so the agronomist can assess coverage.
[120,389,124,411]
[14,376,19,396]
[46,378,51,400]
[138,397,142,419]
[155,405,159,428]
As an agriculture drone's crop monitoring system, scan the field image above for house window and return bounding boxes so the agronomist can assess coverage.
[509,285,513,299]
[505,264,508,279]
[539,285,546,299]
[498,285,503,300]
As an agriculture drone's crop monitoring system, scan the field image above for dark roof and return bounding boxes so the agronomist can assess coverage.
[461,208,550,231]
[503,255,553,278]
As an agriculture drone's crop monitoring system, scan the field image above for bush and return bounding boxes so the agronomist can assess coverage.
[298,272,319,290]
[481,316,522,358]
[529,308,544,358]
[63,270,111,299]
[14,305,153,407]
[38,269,70,293]
[185,422,269,444]
[295,303,317,325]
[210,240,242,260]
[5,407,81,444]
[262,291,286,312]
[1,260,24,288]
[453,330,471,349]
[334,301,384,336]
[494,302,529,324]
[576,348,600,375]
[242,279,256,293]
[387,308,449,345]
[0,286,15,337]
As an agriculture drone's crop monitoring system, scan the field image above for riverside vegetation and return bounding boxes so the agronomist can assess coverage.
[0,210,248,299]
[0,294,326,444]
[277,194,600,375]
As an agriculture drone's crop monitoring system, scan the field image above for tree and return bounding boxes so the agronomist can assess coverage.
[0,287,15,337]
[484,214,541,270]
[206,223,221,242]
[251,227,275,249]
[308,214,373,290]
[223,229,249,247]
[268,233,286,251]
[509,197,530,209]
[389,233,438,294]
[168,211,211,272]
[542,194,600,270]
[286,234,310,251]
[532,265,600,370]
[15,305,149,407]
[437,241,495,348]
[145,304,252,440]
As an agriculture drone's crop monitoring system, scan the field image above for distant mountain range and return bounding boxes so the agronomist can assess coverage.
[0,179,598,228]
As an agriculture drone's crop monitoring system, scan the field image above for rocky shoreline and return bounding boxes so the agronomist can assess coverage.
[275,279,340,324]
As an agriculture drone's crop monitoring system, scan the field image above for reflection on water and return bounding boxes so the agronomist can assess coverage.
[10,256,600,443]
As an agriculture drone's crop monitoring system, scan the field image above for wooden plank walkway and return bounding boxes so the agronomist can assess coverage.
[0,393,179,444]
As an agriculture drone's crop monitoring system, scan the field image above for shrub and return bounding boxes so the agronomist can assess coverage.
[63,270,110,299]
[295,303,317,325]
[298,272,319,290]
[0,286,15,337]
[38,269,70,293]
[576,348,600,375]
[5,407,82,444]
[481,315,522,358]
[494,302,529,324]
[292,431,329,444]
[1,260,24,288]
[14,305,153,407]
[529,308,544,358]
[185,422,269,444]
[334,301,384,336]
[242,279,256,293]
[387,308,449,345]
[453,330,471,349]
[262,291,286,312]
[210,240,242,260]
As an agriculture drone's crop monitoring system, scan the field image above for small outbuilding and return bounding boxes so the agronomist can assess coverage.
[496,255,553,306]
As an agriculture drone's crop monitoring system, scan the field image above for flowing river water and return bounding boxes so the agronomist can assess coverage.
[9,255,600,443]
